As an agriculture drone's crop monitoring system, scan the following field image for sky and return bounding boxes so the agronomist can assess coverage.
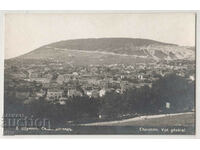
[5,12,196,59]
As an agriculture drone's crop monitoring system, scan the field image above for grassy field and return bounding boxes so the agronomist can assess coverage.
[82,112,195,127]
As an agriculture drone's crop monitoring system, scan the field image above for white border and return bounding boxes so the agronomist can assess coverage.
[196,11,199,137]
[0,11,4,137]
[0,0,200,10]
[0,10,199,139]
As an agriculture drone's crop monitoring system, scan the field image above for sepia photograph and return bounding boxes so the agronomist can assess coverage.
[3,12,196,135]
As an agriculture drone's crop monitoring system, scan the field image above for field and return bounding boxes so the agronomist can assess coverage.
[81,112,195,127]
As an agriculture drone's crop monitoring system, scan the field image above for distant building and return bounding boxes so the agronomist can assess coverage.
[44,67,50,71]
[72,72,79,76]
[56,74,72,84]
[30,78,51,84]
[120,75,125,79]
[56,75,65,84]
[58,97,68,105]
[189,75,195,81]
[44,73,53,80]
[86,90,92,97]
[59,101,66,105]
[99,89,106,97]
[59,97,68,101]
[137,74,144,80]
[87,78,100,85]
[115,89,121,94]
[12,72,27,79]
[46,88,63,100]
[29,72,40,78]
[86,90,99,98]
[120,81,130,92]
[35,89,46,98]
[67,89,83,97]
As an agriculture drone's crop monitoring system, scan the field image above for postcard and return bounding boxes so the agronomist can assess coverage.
[1,12,196,135]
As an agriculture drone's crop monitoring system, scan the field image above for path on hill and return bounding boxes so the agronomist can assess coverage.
[49,46,148,58]
[81,112,194,126]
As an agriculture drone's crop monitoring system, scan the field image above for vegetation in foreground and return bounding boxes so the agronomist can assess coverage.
[4,74,194,128]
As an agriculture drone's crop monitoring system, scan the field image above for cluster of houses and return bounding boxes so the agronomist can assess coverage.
[4,59,195,105]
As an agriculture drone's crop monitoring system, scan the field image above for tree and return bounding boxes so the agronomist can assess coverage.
[150,73,195,113]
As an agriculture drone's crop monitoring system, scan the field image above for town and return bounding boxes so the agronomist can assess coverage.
[4,58,195,105]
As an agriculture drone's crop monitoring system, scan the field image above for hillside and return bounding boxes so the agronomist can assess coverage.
[9,38,195,65]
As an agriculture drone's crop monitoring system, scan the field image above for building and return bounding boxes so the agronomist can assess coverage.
[115,89,121,94]
[72,72,79,76]
[67,89,83,98]
[58,97,68,105]
[120,81,130,92]
[56,74,72,84]
[85,90,99,98]
[29,72,40,78]
[12,72,27,79]
[30,78,51,83]
[86,90,92,97]
[35,89,46,98]
[189,75,195,81]
[44,73,53,80]
[46,88,63,100]
[137,74,144,80]
[56,75,65,84]
[99,89,106,97]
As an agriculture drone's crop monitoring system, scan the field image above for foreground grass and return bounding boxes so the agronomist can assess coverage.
[81,112,195,127]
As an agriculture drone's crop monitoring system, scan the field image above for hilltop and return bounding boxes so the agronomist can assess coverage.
[8,38,195,65]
